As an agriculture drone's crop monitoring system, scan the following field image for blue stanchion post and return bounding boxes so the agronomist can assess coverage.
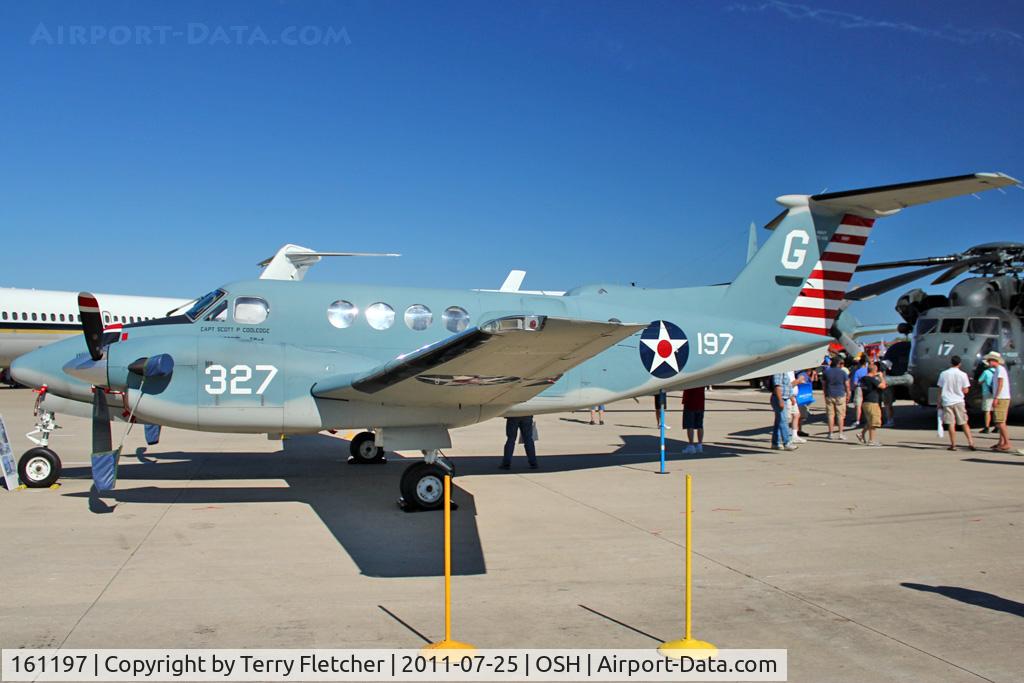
[659,389,666,474]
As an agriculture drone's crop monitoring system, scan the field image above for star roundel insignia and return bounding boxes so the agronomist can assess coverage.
[638,320,689,378]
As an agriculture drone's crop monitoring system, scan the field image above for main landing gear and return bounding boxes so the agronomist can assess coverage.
[18,408,62,488]
[348,431,386,463]
[399,449,455,512]
[344,431,453,511]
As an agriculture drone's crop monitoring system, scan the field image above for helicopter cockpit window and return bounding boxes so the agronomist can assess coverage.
[966,318,999,336]
[1001,321,1015,351]
[185,289,226,321]
[914,318,937,336]
[940,318,964,334]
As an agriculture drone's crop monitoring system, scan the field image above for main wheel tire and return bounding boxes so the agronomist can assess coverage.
[350,431,384,462]
[18,447,62,488]
[399,462,446,510]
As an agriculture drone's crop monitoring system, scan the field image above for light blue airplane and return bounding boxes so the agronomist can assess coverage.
[11,173,1017,508]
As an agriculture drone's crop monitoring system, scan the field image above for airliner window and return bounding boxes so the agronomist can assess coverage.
[31,313,37,321]
[327,300,358,328]
[404,304,433,331]
[234,297,269,324]
[914,318,937,336]
[967,318,999,336]
[185,289,226,321]
[1,312,6,320]
[940,318,964,334]
[365,302,395,330]
[205,301,228,322]
[443,306,469,333]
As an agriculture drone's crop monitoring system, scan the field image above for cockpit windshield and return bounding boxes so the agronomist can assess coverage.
[967,318,999,336]
[914,318,937,336]
[185,289,226,321]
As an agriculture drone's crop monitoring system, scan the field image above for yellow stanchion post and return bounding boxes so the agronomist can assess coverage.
[423,475,475,655]
[659,474,716,658]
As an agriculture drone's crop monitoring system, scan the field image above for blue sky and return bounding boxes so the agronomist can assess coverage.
[1,1,1022,325]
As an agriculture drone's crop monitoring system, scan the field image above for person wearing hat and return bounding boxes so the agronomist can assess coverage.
[985,351,1015,453]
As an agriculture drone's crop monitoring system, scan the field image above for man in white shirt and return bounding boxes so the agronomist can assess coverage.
[985,351,1015,453]
[937,355,975,451]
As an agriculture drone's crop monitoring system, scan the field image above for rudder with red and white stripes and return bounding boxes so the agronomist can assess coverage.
[779,214,874,335]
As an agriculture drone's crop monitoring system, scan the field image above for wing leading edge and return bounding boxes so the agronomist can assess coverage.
[312,315,645,407]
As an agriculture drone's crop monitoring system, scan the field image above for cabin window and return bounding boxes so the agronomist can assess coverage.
[58,313,64,322]
[967,318,999,336]
[49,313,55,321]
[443,306,470,333]
[1,312,6,320]
[1001,321,1015,351]
[234,297,269,324]
[103,313,110,323]
[327,300,358,329]
[365,302,395,330]
[21,312,27,321]
[940,318,964,334]
[404,304,433,331]
[31,313,37,321]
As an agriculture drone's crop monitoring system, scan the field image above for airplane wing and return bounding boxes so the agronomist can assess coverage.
[809,172,1019,215]
[312,315,645,407]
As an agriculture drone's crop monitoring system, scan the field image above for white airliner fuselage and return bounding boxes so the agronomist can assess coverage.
[0,288,191,368]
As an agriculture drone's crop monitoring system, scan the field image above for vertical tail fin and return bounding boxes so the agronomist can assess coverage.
[724,173,1017,337]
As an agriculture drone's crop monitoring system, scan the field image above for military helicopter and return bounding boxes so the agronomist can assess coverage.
[847,242,1024,411]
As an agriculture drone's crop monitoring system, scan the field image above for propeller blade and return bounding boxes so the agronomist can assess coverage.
[90,388,121,491]
[855,255,958,272]
[78,292,105,361]
[144,424,162,446]
[91,389,112,454]
[845,263,953,301]
[931,255,999,284]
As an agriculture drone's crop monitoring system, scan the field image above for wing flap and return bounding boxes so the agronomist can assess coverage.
[313,315,644,407]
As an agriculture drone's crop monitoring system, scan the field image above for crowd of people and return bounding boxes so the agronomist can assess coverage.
[495,349,1017,468]
[770,350,1015,452]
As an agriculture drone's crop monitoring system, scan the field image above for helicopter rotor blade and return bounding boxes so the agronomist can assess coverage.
[855,255,958,272]
[845,263,953,301]
[930,255,1000,285]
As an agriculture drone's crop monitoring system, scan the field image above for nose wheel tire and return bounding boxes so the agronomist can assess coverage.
[399,462,447,510]
[18,447,62,488]
[349,431,385,462]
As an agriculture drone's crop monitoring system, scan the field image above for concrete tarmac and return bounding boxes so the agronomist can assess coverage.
[0,386,1021,682]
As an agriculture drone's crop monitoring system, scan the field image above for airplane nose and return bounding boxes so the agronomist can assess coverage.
[10,349,52,389]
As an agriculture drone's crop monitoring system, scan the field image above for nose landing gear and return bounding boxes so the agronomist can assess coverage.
[19,407,62,488]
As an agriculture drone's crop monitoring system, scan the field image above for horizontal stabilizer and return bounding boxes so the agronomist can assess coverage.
[313,315,644,407]
[259,244,400,281]
[809,173,1018,215]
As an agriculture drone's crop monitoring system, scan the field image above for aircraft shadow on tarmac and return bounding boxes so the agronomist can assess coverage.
[901,583,1024,619]
[60,433,763,578]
